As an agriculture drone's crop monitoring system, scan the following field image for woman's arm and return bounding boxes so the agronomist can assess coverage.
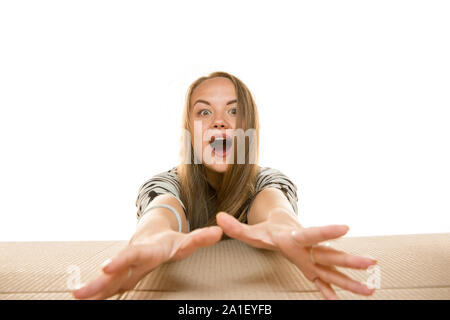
[73,194,222,300]
[216,189,378,300]
[130,193,189,245]
[247,187,298,226]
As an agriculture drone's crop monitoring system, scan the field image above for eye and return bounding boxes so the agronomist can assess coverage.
[229,108,237,115]
[199,109,211,116]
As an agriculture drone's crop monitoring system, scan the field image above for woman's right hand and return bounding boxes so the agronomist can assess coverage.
[72,226,223,300]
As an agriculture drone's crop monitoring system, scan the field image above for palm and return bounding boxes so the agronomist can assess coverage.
[72,226,222,300]
[216,211,378,300]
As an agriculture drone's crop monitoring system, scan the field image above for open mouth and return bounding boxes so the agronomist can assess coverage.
[209,135,233,158]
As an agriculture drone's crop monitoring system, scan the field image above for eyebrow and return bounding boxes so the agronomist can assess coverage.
[193,99,237,107]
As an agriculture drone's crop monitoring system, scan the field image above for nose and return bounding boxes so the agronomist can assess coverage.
[212,117,228,129]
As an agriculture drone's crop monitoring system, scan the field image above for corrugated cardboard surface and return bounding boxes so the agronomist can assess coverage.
[1,233,449,300]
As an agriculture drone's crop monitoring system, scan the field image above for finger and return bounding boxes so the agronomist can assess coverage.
[314,278,339,300]
[312,246,378,270]
[292,225,349,247]
[84,270,130,300]
[216,212,249,239]
[314,264,375,296]
[216,212,276,249]
[216,211,259,241]
[102,247,140,274]
[191,226,223,248]
[175,226,222,259]
[72,272,114,300]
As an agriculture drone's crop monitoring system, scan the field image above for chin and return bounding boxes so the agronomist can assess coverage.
[204,161,229,173]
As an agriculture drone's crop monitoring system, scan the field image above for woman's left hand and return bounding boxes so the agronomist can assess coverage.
[215,210,378,300]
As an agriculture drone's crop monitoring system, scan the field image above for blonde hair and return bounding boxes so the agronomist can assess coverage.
[176,71,260,239]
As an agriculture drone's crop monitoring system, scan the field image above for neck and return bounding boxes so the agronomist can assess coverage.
[205,167,224,191]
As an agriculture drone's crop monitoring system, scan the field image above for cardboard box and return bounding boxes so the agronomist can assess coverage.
[1,233,449,299]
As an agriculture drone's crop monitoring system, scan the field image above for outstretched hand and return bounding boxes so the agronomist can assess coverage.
[216,211,378,300]
[72,226,223,300]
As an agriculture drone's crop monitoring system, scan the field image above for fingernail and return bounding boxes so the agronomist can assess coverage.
[362,255,378,265]
[362,283,375,294]
[291,230,301,245]
[101,258,112,270]
[73,282,85,291]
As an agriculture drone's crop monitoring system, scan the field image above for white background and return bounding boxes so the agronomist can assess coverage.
[0,0,449,241]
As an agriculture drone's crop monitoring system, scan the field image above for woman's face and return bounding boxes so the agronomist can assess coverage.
[189,77,238,173]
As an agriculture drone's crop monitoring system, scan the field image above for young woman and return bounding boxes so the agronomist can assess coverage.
[72,71,378,300]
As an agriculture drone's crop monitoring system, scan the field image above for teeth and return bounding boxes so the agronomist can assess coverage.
[210,137,226,143]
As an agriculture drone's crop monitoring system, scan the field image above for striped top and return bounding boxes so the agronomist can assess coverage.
[135,166,298,232]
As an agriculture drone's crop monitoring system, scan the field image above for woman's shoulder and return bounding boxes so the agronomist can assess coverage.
[160,166,179,178]
[138,166,180,189]
[257,165,281,175]
[256,165,292,180]
[152,166,178,178]
[255,165,297,191]
[135,167,185,220]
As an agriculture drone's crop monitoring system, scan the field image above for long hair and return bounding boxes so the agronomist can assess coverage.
[176,71,260,238]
